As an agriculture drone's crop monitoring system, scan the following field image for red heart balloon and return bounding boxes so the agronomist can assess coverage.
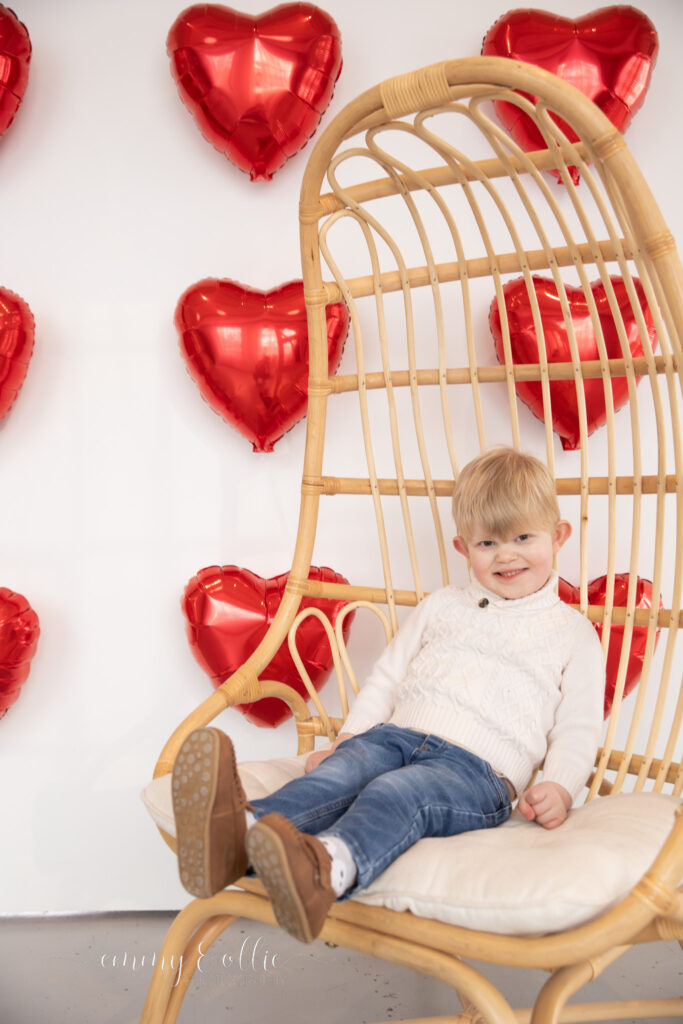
[0,5,31,139]
[0,587,40,718]
[167,3,342,180]
[559,574,660,718]
[183,565,355,727]
[0,287,35,420]
[482,7,658,183]
[176,278,348,452]
[489,276,657,450]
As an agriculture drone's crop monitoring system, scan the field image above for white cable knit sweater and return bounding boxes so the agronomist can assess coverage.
[342,572,605,800]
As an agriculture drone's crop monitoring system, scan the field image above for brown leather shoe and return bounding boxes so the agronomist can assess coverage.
[172,728,248,898]
[246,812,335,943]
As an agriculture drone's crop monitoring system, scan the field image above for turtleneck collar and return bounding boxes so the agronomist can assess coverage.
[465,569,560,610]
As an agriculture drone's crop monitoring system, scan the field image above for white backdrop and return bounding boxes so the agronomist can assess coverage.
[1,0,681,914]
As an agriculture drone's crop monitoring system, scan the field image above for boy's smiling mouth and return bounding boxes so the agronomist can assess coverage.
[495,568,527,578]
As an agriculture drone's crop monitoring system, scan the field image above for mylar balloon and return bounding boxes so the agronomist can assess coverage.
[0,5,30,140]
[559,574,660,717]
[482,7,658,183]
[176,278,348,452]
[167,3,342,180]
[489,276,657,450]
[0,587,39,717]
[183,565,355,727]
[0,287,35,420]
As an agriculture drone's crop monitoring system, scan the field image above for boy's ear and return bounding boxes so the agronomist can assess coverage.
[452,536,470,558]
[554,520,572,550]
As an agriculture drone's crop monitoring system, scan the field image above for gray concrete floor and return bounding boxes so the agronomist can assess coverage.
[0,913,680,1023]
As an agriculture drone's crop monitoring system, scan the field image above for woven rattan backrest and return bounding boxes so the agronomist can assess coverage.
[290,58,682,801]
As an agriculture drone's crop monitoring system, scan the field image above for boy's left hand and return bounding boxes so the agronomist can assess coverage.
[518,782,572,829]
[304,732,355,773]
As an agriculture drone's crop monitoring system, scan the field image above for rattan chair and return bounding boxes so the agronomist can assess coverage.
[140,57,683,1023]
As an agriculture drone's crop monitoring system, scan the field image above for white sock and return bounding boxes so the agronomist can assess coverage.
[319,835,358,897]
[245,815,357,896]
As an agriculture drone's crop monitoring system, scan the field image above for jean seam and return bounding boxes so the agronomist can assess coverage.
[329,797,509,894]
[327,819,423,891]
[288,798,356,829]
[254,795,357,831]
[485,764,511,809]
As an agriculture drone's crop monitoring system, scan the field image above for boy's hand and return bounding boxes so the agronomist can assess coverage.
[518,782,572,829]
[304,732,354,773]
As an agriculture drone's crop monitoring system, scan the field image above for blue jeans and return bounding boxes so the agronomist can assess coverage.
[250,724,512,897]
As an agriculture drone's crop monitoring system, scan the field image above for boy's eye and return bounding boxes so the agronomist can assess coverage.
[517,534,530,542]
[479,540,495,547]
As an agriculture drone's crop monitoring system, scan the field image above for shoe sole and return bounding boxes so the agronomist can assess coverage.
[246,821,315,943]
[172,728,242,898]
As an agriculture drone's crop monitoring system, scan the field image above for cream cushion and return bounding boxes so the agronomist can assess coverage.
[141,755,681,936]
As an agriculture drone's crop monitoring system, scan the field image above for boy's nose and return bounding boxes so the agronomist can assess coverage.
[497,547,517,562]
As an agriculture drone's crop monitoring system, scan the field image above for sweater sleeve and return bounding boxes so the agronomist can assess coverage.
[341,594,433,735]
[541,613,605,801]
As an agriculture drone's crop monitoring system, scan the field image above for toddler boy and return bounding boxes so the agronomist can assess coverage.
[172,447,605,942]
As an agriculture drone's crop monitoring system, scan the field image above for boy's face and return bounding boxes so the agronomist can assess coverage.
[453,520,571,600]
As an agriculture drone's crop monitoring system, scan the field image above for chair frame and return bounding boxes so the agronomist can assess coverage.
[141,58,683,1024]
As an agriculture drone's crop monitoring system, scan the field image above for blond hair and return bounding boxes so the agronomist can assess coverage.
[452,448,560,541]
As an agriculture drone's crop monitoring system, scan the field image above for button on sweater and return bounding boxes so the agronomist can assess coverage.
[342,573,605,800]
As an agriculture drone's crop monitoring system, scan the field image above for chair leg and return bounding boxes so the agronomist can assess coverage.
[457,999,485,1023]
[164,914,239,1024]
[531,946,630,1024]
[139,901,238,1024]
[457,996,502,1023]
[321,916,521,1024]
[531,963,594,1024]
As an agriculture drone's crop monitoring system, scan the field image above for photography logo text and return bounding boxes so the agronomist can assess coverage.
[100,933,303,988]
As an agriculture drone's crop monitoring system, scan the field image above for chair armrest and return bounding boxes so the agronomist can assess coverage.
[153,583,314,777]
[631,803,683,920]
[153,665,261,778]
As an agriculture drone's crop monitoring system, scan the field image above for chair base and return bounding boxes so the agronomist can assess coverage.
[139,883,683,1024]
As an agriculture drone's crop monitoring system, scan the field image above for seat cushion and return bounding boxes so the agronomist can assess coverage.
[141,753,310,836]
[141,755,681,936]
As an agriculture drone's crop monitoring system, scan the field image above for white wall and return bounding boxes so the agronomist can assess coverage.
[0,0,680,914]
